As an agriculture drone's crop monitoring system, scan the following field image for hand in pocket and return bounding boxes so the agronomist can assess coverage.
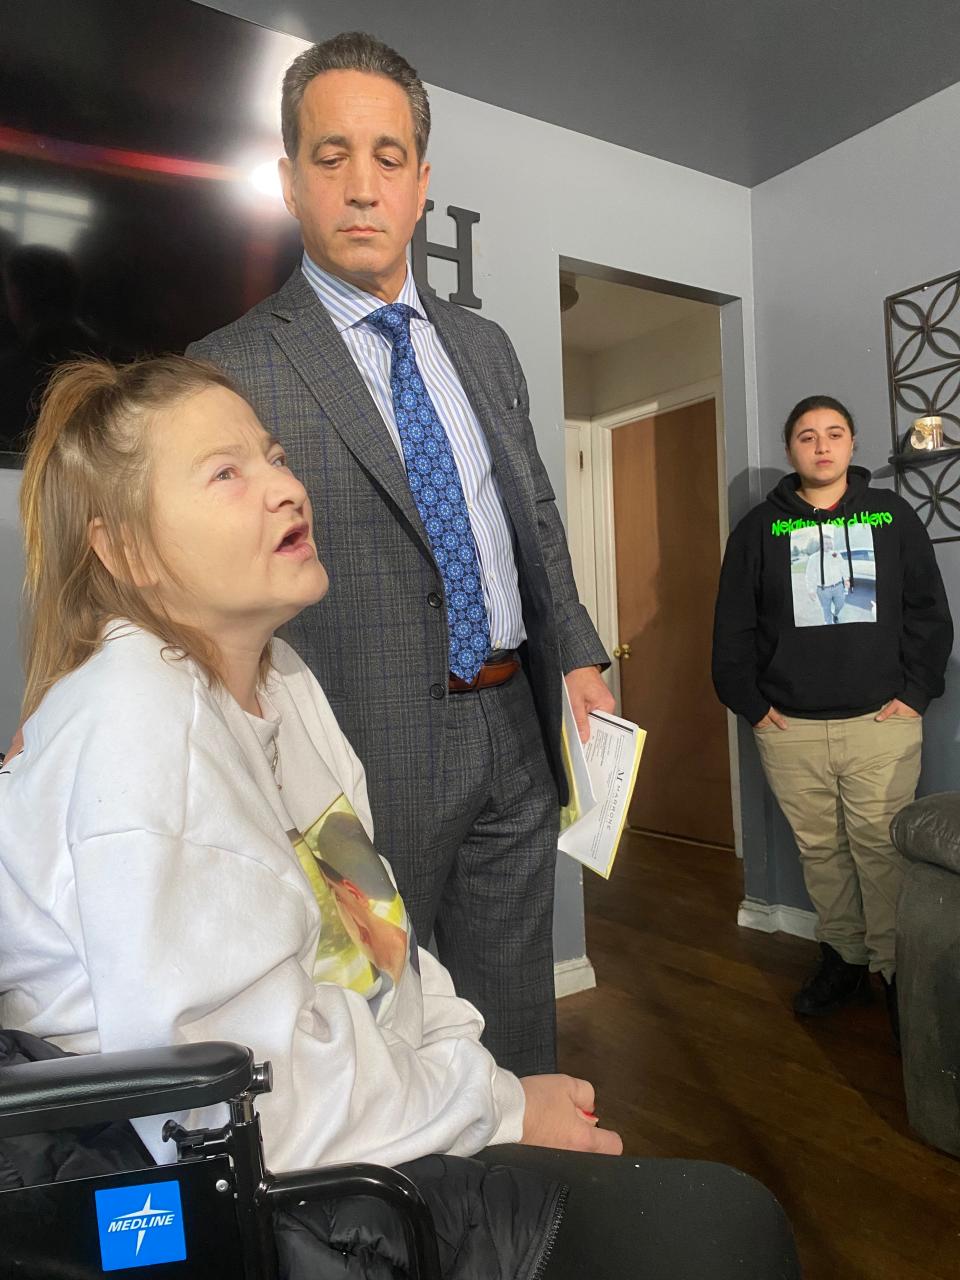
[875,699,920,722]
[754,707,788,732]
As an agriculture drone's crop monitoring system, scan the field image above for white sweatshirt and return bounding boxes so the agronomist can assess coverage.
[0,626,525,1170]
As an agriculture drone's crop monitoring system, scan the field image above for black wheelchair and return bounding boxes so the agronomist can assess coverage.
[0,1038,441,1279]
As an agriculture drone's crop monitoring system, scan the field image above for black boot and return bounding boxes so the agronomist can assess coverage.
[882,973,900,1048]
[793,942,872,1017]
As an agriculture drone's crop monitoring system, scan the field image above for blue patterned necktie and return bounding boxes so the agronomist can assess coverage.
[367,303,490,682]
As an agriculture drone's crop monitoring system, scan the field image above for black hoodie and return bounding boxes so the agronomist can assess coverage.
[712,466,953,724]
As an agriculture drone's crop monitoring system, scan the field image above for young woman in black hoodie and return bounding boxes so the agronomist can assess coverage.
[713,396,953,1035]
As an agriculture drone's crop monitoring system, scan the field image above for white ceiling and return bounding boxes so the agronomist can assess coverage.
[560,275,715,355]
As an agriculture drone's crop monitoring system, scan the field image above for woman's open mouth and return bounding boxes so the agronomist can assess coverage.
[274,522,312,558]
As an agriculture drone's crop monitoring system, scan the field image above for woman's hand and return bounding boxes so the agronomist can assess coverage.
[875,699,920,721]
[754,707,788,731]
[520,1074,623,1155]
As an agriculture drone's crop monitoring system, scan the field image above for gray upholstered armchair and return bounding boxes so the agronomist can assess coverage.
[891,792,960,1159]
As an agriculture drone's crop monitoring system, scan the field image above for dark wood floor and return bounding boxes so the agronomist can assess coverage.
[556,830,960,1280]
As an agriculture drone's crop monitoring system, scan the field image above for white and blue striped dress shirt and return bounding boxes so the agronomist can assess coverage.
[302,256,525,651]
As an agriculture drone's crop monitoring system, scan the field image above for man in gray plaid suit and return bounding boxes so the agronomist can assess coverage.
[188,32,611,1075]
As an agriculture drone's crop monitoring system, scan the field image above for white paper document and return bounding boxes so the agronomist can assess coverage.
[558,690,645,879]
[558,682,597,827]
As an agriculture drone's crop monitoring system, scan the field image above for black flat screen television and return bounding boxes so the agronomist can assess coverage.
[1,0,309,459]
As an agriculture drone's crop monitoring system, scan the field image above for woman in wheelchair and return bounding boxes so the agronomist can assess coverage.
[0,358,799,1278]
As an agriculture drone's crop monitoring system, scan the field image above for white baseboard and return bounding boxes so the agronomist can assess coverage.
[738,899,818,941]
[554,955,597,999]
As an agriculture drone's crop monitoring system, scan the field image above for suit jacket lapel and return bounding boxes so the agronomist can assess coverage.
[268,273,430,553]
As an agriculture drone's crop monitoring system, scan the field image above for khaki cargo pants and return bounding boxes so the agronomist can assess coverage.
[754,711,922,979]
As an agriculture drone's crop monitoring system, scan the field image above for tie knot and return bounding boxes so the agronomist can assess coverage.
[367,303,416,343]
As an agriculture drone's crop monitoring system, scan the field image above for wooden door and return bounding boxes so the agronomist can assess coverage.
[612,399,734,846]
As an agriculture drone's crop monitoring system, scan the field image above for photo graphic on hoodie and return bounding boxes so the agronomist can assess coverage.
[789,521,876,627]
[287,794,413,1020]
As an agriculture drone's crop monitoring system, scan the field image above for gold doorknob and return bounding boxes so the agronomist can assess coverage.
[613,642,632,660]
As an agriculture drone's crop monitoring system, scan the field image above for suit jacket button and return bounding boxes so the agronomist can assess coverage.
[427,591,442,609]
[430,683,446,700]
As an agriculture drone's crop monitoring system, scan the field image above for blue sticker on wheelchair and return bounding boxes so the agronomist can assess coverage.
[95,1180,187,1270]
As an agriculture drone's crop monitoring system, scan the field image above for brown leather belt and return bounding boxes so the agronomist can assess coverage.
[448,651,521,693]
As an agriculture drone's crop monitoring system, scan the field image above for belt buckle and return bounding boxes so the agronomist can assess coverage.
[448,651,518,694]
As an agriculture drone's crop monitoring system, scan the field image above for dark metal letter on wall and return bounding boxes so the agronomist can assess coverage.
[412,201,482,309]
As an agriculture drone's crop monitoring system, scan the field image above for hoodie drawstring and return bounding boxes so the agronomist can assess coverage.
[844,519,855,589]
[818,524,825,585]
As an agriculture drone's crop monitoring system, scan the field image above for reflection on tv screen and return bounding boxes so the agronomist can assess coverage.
[1,0,308,457]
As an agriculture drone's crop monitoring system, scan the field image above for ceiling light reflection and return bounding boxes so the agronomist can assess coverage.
[247,160,283,200]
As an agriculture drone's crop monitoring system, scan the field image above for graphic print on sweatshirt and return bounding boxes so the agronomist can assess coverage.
[287,794,414,1019]
[788,521,877,627]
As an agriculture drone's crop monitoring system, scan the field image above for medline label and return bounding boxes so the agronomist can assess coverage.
[95,1181,187,1271]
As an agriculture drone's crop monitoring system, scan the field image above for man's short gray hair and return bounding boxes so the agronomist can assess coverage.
[281,31,431,163]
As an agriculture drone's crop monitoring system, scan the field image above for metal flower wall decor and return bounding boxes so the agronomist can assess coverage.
[884,269,960,543]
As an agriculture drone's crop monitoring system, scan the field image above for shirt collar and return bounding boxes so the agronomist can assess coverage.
[301,254,425,332]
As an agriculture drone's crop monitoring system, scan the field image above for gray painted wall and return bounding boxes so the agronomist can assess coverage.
[750,80,960,909]
[1,3,758,967]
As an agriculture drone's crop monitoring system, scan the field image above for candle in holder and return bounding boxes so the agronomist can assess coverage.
[910,415,944,450]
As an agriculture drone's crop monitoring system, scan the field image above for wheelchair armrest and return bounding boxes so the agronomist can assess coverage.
[0,1041,254,1139]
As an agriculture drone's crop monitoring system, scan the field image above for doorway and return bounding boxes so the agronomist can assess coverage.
[560,269,734,849]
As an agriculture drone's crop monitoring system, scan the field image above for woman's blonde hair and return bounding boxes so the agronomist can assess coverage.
[19,355,265,720]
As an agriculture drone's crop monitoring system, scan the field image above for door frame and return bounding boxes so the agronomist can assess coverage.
[584,377,743,855]
[563,417,599,626]
[591,377,726,702]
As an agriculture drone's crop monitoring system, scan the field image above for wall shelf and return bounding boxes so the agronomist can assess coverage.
[888,444,960,470]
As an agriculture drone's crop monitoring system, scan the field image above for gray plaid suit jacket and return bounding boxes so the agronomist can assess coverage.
[188,268,607,886]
